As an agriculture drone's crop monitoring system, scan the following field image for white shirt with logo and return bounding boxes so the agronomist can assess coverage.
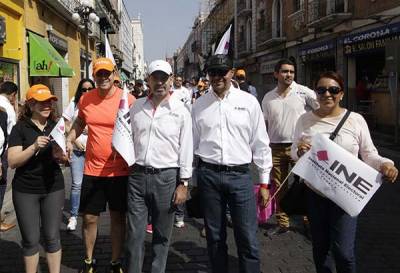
[192,85,272,184]
[129,96,193,179]
[62,99,88,150]
[262,81,318,144]
[172,86,192,105]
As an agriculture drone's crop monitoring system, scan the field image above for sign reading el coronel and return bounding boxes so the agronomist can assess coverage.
[292,134,382,217]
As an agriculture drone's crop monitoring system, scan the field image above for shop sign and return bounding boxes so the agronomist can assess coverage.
[48,32,68,52]
[299,39,335,56]
[343,33,400,55]
[342,22,400,45]
[260,60,278,74]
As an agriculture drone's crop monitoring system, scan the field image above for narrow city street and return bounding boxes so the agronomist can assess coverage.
[0,143,399,273]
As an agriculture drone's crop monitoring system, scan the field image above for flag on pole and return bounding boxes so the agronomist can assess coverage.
[214,24,232,55]
[105,33,116,65]
[49,118,66,154]
[112,84,135,166]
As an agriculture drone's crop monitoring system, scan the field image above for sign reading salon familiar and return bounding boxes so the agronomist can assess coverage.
[342,22,400,55]
[292,134,382,217]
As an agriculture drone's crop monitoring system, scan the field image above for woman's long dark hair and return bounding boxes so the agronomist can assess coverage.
[74,78,95,105]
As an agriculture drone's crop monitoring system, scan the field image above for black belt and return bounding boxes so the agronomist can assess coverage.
[199,159,249,173]
[132,164,178,174]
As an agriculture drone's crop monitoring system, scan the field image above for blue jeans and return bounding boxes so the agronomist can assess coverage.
[307,189,357,273]
[69,150,85,217]
[198,165,260,273]
[126,168,177,273]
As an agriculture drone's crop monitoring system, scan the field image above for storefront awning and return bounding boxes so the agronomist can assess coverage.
[28,32,75,77]
[119,71,128,82]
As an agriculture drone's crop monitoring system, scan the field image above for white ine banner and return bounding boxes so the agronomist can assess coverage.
[292,134,382,217]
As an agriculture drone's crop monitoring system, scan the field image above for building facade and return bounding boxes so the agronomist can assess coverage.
[233,0,400,140]
[132,16,145,80]
[0,0,24,96]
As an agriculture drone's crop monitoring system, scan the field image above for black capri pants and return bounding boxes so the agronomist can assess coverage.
[12,189,64,256]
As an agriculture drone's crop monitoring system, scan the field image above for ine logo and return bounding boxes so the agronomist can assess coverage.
[329,160,373,195]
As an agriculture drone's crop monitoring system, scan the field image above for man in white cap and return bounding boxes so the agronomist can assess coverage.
[126,60,193,273]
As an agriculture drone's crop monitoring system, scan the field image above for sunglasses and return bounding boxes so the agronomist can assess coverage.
[207,69,230,77]
[315,86,342,95]
[81,87,94,92]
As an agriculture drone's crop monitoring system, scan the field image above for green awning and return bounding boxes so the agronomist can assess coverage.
[119,71,128,81]
[28,32,75,77]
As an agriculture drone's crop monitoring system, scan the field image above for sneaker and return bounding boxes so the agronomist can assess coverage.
[67,216,77,231]
[79,258,96,273]
[146,224,153,234]
[174,220,185,228]
[110,261,123,273]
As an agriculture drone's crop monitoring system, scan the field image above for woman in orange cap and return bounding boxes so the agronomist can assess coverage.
[8,84,65,273]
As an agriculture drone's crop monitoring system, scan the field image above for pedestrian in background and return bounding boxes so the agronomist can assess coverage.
[235,69,257,97]
[126,60,192,273]
[66,58,135,273]
[132,79,147,99]
[291,71,398,273]
[172,74,191,105]
[8,84,65,273]
[63,78,94,231]
[0,81,18,232]
[192,54,272,273]
[262,58,318,235]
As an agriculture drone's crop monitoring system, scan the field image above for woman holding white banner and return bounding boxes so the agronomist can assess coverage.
[8,84,66,273]
[291,71,398,273]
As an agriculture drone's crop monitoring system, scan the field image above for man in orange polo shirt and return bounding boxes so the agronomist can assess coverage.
[66,57,135,273]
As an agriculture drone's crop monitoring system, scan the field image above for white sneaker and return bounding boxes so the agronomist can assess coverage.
[174,220,185,228]
[67,216,77,231]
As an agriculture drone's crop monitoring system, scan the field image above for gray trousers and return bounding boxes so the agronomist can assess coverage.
[126,168,178,273]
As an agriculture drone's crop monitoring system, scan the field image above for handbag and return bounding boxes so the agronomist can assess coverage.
[280,110,351,216]
[254,183,276,224]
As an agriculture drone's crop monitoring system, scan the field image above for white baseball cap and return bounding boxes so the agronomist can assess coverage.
[147,60,172,76]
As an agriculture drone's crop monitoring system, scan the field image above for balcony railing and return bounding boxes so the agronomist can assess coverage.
[307,0,351,28]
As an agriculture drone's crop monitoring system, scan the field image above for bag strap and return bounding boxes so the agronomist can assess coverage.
[329,110,351,140]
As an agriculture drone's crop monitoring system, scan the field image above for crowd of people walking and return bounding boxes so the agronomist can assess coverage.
[0,54,398,273]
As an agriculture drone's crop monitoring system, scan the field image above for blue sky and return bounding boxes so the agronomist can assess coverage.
[125,0,201,63]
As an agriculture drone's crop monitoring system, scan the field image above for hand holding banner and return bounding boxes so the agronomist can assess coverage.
[49,118,66,154]
[292,134,382,217]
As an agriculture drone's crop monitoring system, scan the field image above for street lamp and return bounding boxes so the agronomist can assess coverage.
[133,64,138,81]
[72,0,100,78]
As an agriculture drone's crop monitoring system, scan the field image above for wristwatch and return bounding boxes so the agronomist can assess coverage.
[180,179,189,187]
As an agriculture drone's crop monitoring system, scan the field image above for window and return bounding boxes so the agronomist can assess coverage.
[246,18,252,51]
[258,9,266,31]
[272,0,282,38]
[293,0,301,12]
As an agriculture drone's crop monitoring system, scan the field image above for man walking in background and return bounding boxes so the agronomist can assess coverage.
[262,58,318,235]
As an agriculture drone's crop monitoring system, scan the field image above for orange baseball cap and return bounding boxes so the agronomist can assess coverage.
[93,57,115,76]
[26,84,57,101]
[235,69,246,77]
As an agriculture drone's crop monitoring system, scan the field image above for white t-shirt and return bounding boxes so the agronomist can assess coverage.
[62,99,87,150]
[290,110,393,170]
[172,86,192,105]
[0,95,16,135]
[262,81,318,143]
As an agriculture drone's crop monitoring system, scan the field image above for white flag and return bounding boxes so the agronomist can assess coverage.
[49,118,66,154]
[214,24,232,55]
[112,85,135,166]
[292,134,382,217]
[105,34,116,65]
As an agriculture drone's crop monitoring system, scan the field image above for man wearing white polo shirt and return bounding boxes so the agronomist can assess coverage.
[192,54,272,273]
[126,60,193,273]
[262,58,318,235]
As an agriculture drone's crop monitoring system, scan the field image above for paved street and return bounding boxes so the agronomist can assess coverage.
[0,142,399,273]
